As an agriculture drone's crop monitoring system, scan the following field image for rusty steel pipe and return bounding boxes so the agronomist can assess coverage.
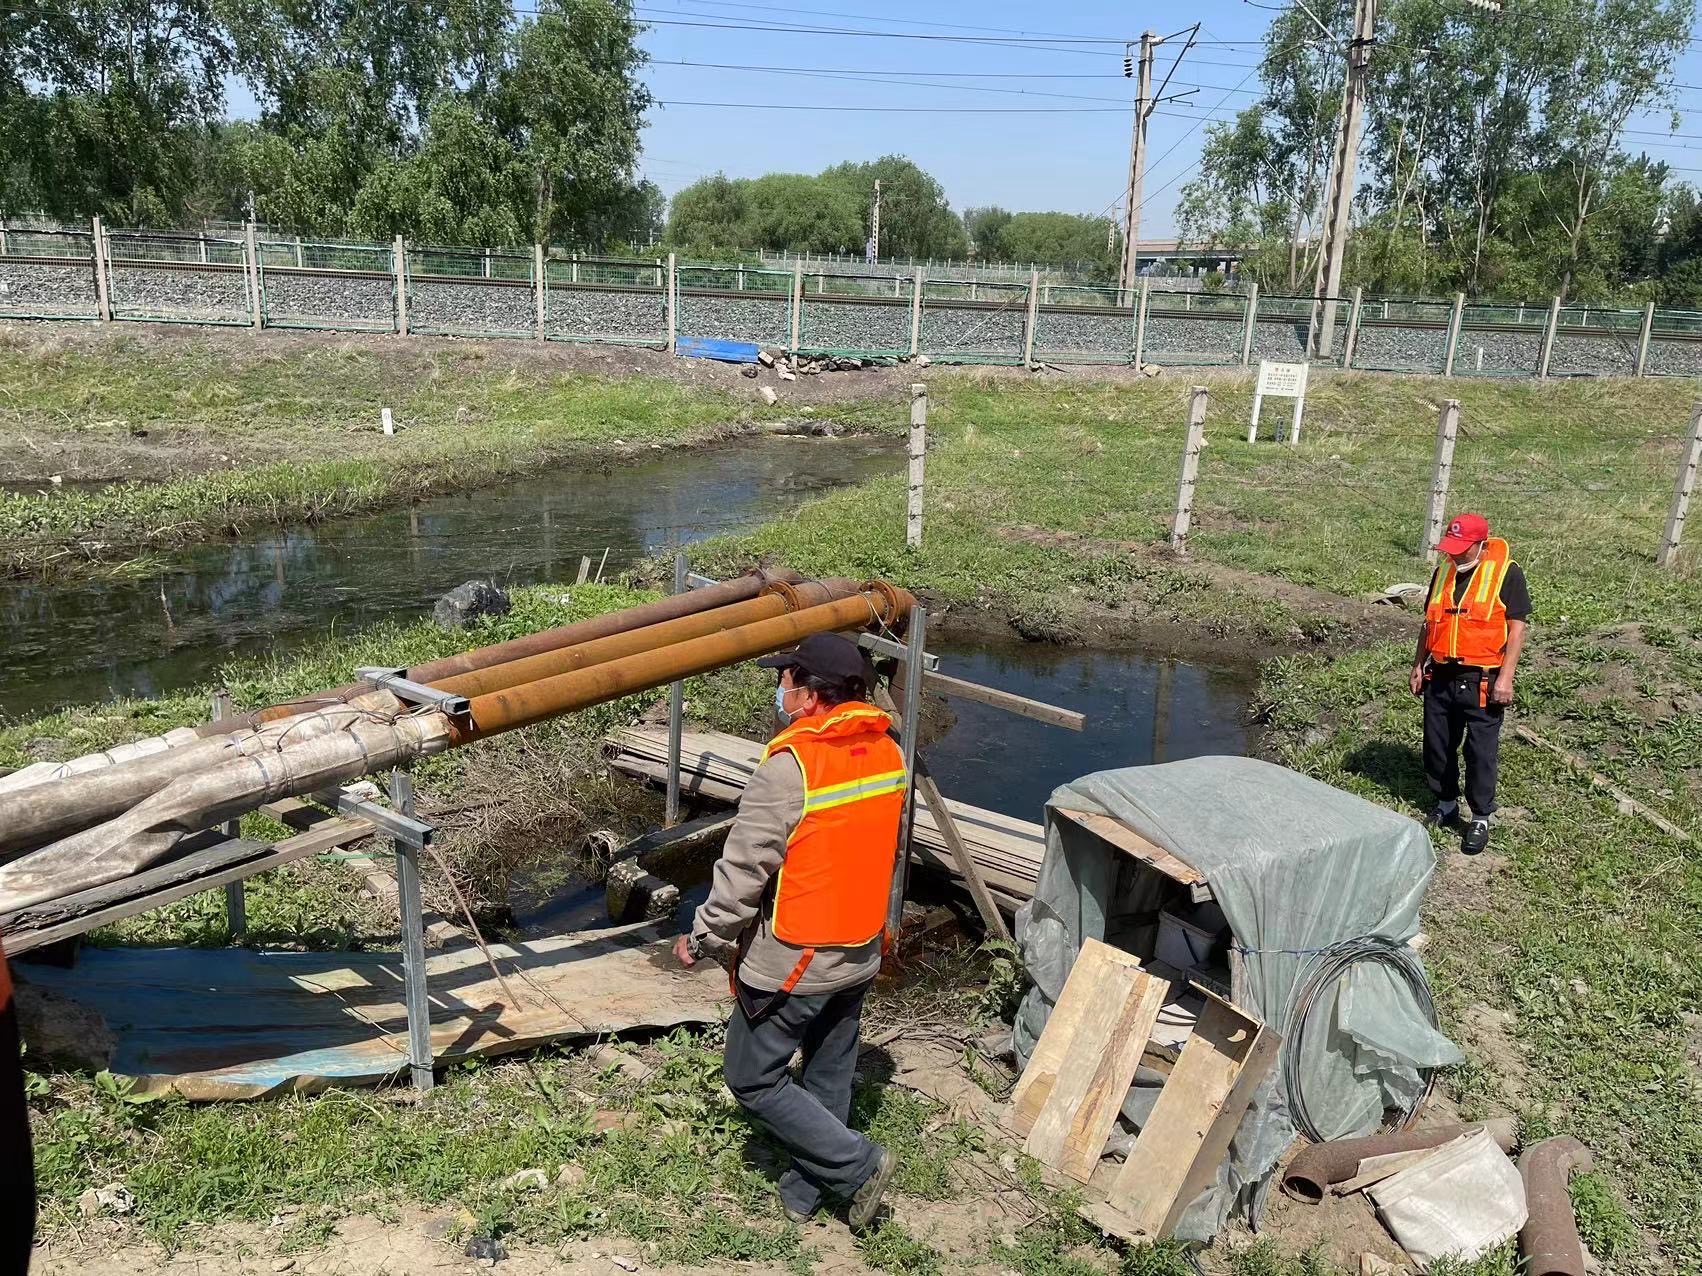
[193,568,799,737]
[1518,1137,1594,1276]
[1282,1119,1519,1202]
[431,579,862,700]
[449,584,913,743]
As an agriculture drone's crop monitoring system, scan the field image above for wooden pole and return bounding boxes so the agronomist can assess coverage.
[1133,278,1150,368]
[391,768,435,1093]
[665,550,687,825]
[1659,402,1702,569]
[909,267,923,355]
[393,235,409,336]
[915,761,1011,942]
[1023,269,1040,366]
[1239,283,1258,367]
[1169,387,1209,552]
[1635,301,1655,377]
[1343,285,1363,368]
[1537,295,1560,378]
[1309,0,1375,359]
[533,244,546,341]
[666,251,678,354]
[1425,400,1460,563]
[91,215,112,322]
[907,384,926,548]
[243,221,262,329]
[789,261,803,352]
[1442,291,1465,376]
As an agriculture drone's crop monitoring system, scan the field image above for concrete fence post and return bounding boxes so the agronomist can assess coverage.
[294,236,304,269]
[1537,296,1561,378]
[907,384,927,549]
[393,235,409,336]
[1023,269,1040,366]
[1239,283,1259,367]
[1425,400,1460,563]
[533,244,546,340]
[1636,301,1656,377]
[1133,278,1150,368]
[789,261,803,352]
[909,268,923,356]
[1343,286,1363,369]
[1659,402,1702,569]
[1169,387,1210,552]
[243,221,262,329]
[666,252,678,354]
[1443,292,1465,376]
[90,215,112,322]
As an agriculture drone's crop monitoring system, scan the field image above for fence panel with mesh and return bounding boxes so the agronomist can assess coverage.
[545,257,665,345]
[1644,310,1702,377]
[1251,293,1349,364]
[1549,307,1644,377]
[676,264,791,347]
[405,247,536,339]
[1454,303,1544,376]
[917,280,1026,364]
[0,229,99,320]
[1351,298,1456,373]
[260,240,396,332]
[799,272,912,356]
[1143,288,1243,365]
[104,230,250,325]
[1032,286,1135,364]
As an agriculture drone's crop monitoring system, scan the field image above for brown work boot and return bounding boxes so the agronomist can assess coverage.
[848,1146,897,1230]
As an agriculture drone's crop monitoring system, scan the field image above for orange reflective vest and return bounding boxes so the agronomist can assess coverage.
[762,702,907,953]
[1424,537,1512,668]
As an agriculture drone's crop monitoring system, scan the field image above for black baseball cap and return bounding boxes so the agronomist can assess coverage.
[757,632,867,684]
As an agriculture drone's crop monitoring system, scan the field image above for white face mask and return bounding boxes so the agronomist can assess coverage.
[774,683,793,726]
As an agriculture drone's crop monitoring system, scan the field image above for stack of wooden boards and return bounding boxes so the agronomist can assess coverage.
[1003,938,1279,1241]
[604,726,1047,911]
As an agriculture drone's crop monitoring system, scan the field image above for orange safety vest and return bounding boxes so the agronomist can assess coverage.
[1424,537,1512,668]
[743,702,907,996]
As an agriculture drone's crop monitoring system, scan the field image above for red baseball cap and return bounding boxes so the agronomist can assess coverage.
[1436,512,1489,555]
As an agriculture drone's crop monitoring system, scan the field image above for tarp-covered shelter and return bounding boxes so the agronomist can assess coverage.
[1013,756,1462,1241]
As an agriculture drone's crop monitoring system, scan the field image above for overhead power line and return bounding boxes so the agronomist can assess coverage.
[654,99,1241,118]
[645,58,1265,96]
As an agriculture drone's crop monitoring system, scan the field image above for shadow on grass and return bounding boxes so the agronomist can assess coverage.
[1342,739,1430,809]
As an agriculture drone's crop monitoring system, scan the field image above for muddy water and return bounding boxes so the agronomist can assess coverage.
[0,436,900,720]
[511,637,1256,935]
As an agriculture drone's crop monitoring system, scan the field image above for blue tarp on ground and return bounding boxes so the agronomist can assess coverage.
[675,336,761,363]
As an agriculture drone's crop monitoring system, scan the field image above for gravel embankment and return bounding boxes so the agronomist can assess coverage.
[920,303,1024,360]
[106,264,249,323]
[1144,315,1242,364]
[545,288,665,344]
[264,273,395,330]
[1034,309,1130,360]
[802,300,912,353]
[0,263,100,318]
[677,294,789,346]
[410,279,534,337]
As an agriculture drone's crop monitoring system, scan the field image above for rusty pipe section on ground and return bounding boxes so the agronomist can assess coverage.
[1281,1119,1519,1202]
[193,568,799,737]
[450,583,913,743]
[432,578,862,700]
[1518,1137,1593,1276]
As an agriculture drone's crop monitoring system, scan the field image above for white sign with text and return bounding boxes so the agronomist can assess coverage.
[1248,360,1310,445]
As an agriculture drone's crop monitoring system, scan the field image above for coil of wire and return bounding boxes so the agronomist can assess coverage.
[1279,934,1442,1142]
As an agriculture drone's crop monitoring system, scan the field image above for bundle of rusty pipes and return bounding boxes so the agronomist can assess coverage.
[0,570,914,914]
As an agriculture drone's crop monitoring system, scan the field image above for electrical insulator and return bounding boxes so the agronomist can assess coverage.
[1124,53,1134,77]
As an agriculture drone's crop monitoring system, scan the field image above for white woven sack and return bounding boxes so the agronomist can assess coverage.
[1368,1128,1527,1269]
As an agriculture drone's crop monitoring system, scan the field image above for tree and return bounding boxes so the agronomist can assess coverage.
[996,212,1115,270]
[962,206,1013,259]
[818,156,967,259]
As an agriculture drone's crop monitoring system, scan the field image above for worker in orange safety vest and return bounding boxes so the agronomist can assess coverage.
[672,633,903,1230]
[1408,512,1531,854]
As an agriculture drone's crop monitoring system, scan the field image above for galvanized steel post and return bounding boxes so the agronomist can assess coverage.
[90,215,112,322]
[665,550,687,826]
[1537,296,1560,378]
[1239,283,1259,367]
[391,767,435,1092]
[1426,400,1460,563]
[1442,292,1465,376]
[533,244,546,340]
[211,690,245,935]
[1636,301,1655,377]
[907,385,926,548]
[244,221,263,329]
[1023,269,1040,366]
[1659,402,1702,569]
[393,235,409,336]
[1170,387,1209,552]
[1343,286,1363,368]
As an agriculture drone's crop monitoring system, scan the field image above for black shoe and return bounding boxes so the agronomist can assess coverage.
[848,1146,897,1231]
[1461,819,1490,854]
[1428,801,1460,828]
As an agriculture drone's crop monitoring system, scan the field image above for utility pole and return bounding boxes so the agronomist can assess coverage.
[1118,32,1155,294]
[868,179,882,264]
[1309,0,1376,359]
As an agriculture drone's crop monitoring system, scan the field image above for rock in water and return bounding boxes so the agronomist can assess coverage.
[433,579,512,630]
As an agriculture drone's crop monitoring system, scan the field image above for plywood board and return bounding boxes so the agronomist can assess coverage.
[1105,996,1277,1237]
[1006,939,1148,1138]
[1024,959,1167,1182]
[1052,808,1208,892]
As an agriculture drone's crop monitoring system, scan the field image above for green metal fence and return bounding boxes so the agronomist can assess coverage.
[104,229,250,325]
[260,240,396,333]
[0,229,99,320]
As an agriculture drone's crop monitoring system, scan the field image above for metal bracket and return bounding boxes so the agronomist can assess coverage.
[314,786,435,848]
[857,630,940,671]
[684,572,720,591]
[356,666,470,717]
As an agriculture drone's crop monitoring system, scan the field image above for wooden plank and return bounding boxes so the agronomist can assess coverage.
[1054,808,1206,889]
[923,670,1086,731]
[1105,994,1277,1237]
[916,761,1010,943]
[2,817,371,955]
[1513,724,1691,842]
[1025,959,1167,1182]
[1007,939,1146,1138]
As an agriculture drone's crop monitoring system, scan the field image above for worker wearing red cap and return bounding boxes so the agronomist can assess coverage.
[672,632,903,1230]
[1408,513,1531,853]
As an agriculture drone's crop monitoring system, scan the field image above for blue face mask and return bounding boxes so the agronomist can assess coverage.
[774,683,793,725]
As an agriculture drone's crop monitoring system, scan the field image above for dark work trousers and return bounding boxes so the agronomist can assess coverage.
[1422,664,1504,818]
[723,976,880,1216]
[1,955,34,1276]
